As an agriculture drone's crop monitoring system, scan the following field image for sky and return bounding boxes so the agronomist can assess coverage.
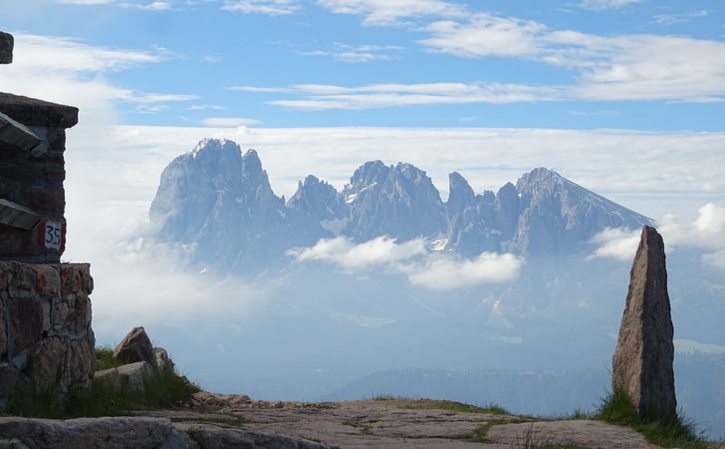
[2,0,725,339]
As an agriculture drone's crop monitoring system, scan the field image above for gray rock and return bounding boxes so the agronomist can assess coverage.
[157,430,200,449]
[179,423,338,449]
[95,361,154,392]
[0,416,173,449]
[0,439,30,449]
[154,346,175,373]
[612,225,676,419]
[113,326,158,370]
[0,32,13,64]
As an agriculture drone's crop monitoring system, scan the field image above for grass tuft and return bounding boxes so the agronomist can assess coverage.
[596,388,709,449]
[6,354,200,419]
[95,346,123,371]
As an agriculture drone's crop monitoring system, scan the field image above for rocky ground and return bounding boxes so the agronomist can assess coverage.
[4,392,723,448]
[148,393,669,449]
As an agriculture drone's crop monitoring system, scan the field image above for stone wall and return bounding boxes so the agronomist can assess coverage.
[0,93,78,263]
[0,261,95,408]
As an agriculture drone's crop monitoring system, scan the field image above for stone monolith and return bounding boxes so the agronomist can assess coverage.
[612,226,676,419]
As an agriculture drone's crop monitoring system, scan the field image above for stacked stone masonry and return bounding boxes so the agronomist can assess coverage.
[0,261,95,408]
[0,93,79,264]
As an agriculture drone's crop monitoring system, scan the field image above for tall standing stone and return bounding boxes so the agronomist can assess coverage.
[612,226,676,419]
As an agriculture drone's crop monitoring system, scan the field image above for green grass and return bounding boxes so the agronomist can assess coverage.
[95,346,123,371]
[6,365,199,419]
[596,388,709,449]
[410,400,510,415]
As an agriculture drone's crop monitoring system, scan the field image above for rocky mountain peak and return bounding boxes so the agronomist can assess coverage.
[447,172,475,216]
[150,140,654,270]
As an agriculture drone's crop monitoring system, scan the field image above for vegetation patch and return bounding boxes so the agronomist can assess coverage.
[95,346,124,371]
[596,388,709,449]
[405,399,510,415]
[6,360,199,419]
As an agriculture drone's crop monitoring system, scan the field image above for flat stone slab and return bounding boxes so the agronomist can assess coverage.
[0,92,78,128]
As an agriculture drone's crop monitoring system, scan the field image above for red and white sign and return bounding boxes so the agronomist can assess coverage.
[36,219,66,252]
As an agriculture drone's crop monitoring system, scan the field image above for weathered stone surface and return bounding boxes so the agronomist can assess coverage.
[0,416,173,449]
[0,439,30,449]
[154,346,175,373]
[612,225,676,419]
[0,299,6,358]
[0,93,78,129]
[0,262,95,406]
[95,361,154,392]
[114,326,158,370]
[0,416,341,449]
[0,32,12,64]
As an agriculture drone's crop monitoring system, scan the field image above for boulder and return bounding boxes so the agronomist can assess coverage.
[95,361,154,393]
[611,226,676,419]
[154,347,175,373]
[0,416,173,449]
[113,326,158,370]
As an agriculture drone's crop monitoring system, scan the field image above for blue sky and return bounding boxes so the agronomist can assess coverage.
[4,0,725,130]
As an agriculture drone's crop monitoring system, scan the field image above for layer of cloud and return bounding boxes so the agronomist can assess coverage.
[222,0,299,15]
[400,252,524,290]
[288,236,427,270]
[299,43,404,63]
[316,0,465,26]
[202,117,261,127]
[287,236,523,289]
[653,10,708,26]
[0,34,195,124]
[591,203,725,269]
[231,82,561,110]
[579,0,641,11]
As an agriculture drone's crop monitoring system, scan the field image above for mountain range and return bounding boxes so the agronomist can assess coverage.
[149,138,652,271]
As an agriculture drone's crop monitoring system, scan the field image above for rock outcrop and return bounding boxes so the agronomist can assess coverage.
[0,262,95,408]
[113,326,158,370]
[0,416,340,449]
[611,226,676,419]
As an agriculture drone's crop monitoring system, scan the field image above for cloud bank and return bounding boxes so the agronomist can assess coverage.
[288,236,524,290]
[591,203,725,269]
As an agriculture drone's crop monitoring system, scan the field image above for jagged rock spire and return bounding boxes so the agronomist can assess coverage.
[612,226,676,419]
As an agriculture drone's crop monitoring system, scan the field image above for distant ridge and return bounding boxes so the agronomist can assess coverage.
[149,138,652,271]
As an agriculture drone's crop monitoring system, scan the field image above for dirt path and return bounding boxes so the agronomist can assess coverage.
[144,394,667,449]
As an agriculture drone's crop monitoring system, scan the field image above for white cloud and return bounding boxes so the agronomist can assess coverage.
[187,104,225,111]
[591,203,725,269]
[201,117,261,127]
[579,0,641,11]
[420,13,545,58]
[288,236,427,270]
[299,43,404,63]
[400,252,524,290]
[202,54,223,64]
[316,0,465,26]
[0,33,195,125]
[59,0,174,9]
[123,1,173,10]
[287,236,522,289]
[59,0,113,4]
[234,82,560,110]
[590,227,641,261]
[222,0,299,15]
[653,10,708,26]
